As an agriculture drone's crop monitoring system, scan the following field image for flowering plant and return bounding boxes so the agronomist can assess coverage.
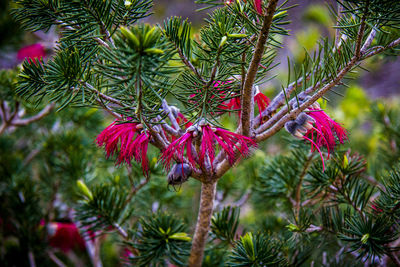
[7,0,400,266]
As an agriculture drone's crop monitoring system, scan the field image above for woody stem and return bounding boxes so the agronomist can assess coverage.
[188,180,217,267]
[240,0,279,137]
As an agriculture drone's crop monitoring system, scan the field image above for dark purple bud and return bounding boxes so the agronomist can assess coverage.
[295,113,313,126]
[285,120,304,139]
[284,120,298,135]
[167,163,191,186]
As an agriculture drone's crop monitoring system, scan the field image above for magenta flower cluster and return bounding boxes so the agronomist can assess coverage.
[96,120,150,175]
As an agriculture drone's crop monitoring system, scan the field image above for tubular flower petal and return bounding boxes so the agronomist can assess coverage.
[176,112,193,129]
[160,132,197,170]
[96,120,150,175]
[160,124,257,170]
[254,0,263,15]
[201,126,257,166]
[254,91,270,119]
[285,107,348,171]
[306,107,348,152]
[223,90,270,118]
[224,95,241,116]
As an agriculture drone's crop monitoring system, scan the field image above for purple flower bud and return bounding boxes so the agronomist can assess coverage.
[167,163,191,186]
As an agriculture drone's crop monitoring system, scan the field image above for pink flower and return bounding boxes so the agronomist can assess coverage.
[160,132,197,169]
[304,108,347,170]
[96,120,150,175]
[254,0,263,15]
[254,91,270,119]
[371,203,383,214]
[176,112,193,129]
[224,94,241,116]
[222,89,270,118]
[17,43,46,63]
[160,123,256,170]
[305,107,348,152]
[285,105,348,171]
[200,125,256,166]
[47,222,85,252]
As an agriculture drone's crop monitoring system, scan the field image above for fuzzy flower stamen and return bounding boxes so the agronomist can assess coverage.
[96,120,150,175]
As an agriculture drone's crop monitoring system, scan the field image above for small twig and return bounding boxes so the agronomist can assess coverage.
[335,3,344,48]
[48,251,67,267]
[361,28,377,53]
[177,50,205,84]
[84,82,123,106]
[125,173,151,205]
[355,0,369,58]
[161,123,179,137]
[162,100,181,131]
[363,37,400,58]
[232,188,252,207]
[12,103,55,126]
[0,101,8,121]
[113,222,128,239]
[95,98,122,119]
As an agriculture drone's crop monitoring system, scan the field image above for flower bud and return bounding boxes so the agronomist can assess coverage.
[295,112,314,128]
[167,163,192,186]
[284,120,298,136]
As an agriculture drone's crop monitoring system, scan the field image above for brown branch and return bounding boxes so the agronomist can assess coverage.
[177,50,205,84]
[355,0,369,59]
[188,181,217,267]
[363,37,400,59]
[255,8,370,142]
[255,56,358,142]
[83,82,123,106]
[162,100,181,131]
[12,103,55,126]
[240,0,279,137]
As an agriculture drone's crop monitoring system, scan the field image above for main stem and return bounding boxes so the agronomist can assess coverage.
[188,180,217,267]
[240,0,279,137]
